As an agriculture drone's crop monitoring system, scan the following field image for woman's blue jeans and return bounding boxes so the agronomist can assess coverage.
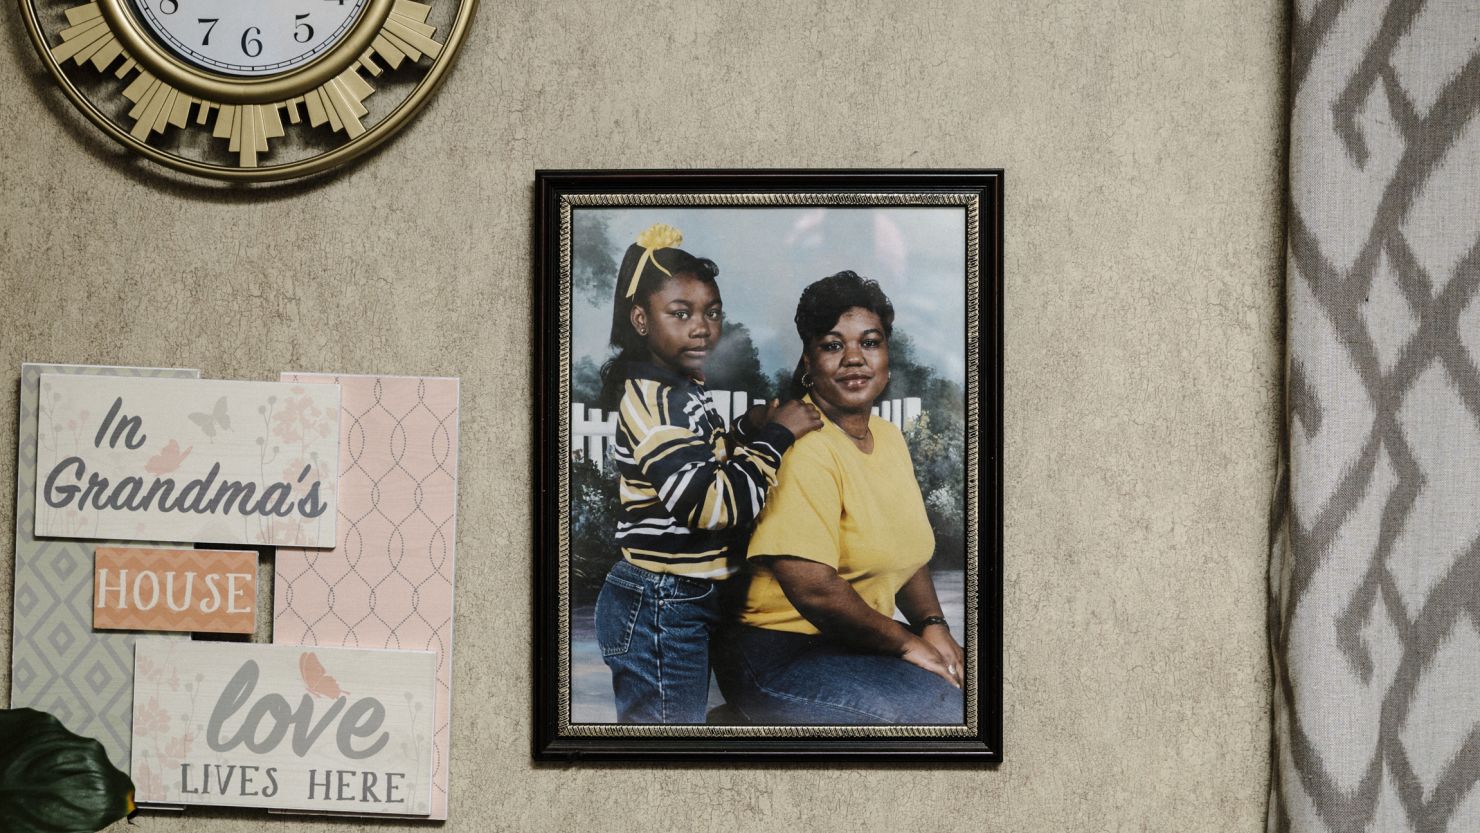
[595,559,722,724]
[713,624,964,725]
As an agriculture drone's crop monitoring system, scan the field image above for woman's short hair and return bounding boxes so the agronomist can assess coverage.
[787,271,895,398]
[794,270,895,344]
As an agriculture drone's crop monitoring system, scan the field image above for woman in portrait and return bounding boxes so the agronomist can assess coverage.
[713,271,965,724]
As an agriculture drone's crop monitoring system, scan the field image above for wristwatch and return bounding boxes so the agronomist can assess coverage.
[914,615,950,633]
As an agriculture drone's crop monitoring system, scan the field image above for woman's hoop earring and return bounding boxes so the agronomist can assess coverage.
[801,372,813,389]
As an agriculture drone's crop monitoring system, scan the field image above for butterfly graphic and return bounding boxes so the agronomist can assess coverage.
[299,652,350,699]
[145,439,192,475]
[188,397,231,438]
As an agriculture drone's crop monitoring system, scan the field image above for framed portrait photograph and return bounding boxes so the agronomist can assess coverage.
[535,170,1002,760]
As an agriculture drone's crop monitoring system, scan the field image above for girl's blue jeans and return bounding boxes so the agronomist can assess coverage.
[595,559,723,724]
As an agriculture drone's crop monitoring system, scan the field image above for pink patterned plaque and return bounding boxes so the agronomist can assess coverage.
[272,374,458,820]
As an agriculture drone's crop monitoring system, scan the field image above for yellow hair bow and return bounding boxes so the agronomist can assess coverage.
[625,223,684,299]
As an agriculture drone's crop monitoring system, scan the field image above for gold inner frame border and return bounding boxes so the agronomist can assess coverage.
[554,191,983,739]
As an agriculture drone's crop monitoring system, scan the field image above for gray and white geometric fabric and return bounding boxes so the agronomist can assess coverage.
[10,364,196,772]
[1270,0,1480,831]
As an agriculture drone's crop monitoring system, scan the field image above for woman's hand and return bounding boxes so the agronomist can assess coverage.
[895,567,963,685]
[771,400,823,439]
[899,635,961,688]
[920,625,964,687]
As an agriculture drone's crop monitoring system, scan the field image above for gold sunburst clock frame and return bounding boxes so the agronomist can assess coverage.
[20,0,477,180]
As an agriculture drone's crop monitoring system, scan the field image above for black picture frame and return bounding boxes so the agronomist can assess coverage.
[534,169,1003,761]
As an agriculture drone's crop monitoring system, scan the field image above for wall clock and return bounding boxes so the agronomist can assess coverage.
[20,0,476,180]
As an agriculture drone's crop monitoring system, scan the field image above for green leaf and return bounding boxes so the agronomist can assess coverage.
[0,709,135,833]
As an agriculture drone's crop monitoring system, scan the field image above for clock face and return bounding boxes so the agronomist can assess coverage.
[130,0,369,77]
[28,0,471,177]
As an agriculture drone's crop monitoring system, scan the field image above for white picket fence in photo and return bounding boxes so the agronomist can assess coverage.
[571,390,923,469]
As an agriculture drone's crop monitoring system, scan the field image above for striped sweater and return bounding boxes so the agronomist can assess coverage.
[613,362,795,579]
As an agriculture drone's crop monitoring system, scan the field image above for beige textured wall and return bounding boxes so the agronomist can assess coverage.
[0,1,1285,831]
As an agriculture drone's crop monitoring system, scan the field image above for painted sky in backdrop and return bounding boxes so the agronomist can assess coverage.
[571,207,967,385]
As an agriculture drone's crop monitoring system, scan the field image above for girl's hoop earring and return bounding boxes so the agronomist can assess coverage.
[801,372,813,389]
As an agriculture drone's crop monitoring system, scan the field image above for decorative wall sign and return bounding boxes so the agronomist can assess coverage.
[131,640,437,816]
[93,547,258,634]
[34,375,341,548]
[274,373,459,820]
[11,363,196,772]
[18,0,479,179]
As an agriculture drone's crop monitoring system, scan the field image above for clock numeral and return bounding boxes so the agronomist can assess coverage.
[159,0,177,13]
[198,17,218,45]
[294,14,314,44]
[241,26,263,57]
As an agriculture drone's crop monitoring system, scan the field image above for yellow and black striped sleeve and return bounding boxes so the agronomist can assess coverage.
[618,379,794,531]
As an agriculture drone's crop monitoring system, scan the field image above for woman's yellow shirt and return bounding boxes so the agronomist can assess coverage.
[740,409,935,635]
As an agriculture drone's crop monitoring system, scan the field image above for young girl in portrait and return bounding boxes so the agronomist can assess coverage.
[594,223,821,724]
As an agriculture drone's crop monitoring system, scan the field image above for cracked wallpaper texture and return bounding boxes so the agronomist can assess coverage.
[1,0,1285,831]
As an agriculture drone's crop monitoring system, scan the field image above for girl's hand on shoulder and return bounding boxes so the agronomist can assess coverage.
[745,399,780,432]
[772,400,823,439]
[899,635,960,688]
